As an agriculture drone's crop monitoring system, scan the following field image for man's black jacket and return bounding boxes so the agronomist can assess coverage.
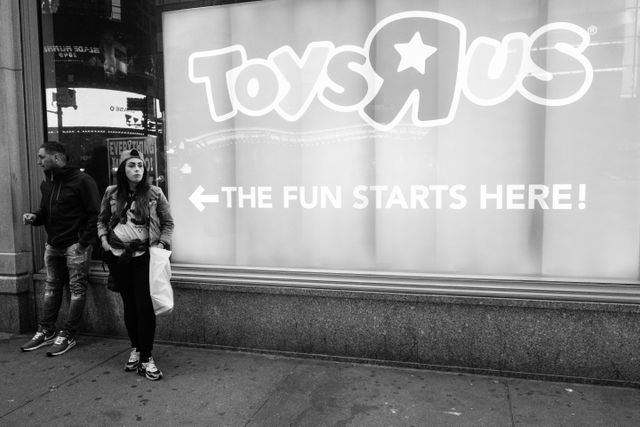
[32,166,100,248]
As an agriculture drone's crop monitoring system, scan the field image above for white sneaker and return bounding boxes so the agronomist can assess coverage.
[124,348,140,371]
[137,356,163,381]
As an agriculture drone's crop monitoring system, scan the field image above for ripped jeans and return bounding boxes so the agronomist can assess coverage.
[40,243,92,336]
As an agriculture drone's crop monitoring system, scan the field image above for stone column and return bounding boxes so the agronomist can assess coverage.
[0,0,45,332]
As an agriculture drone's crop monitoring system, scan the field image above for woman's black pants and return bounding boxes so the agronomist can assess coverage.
[111,251,155,360]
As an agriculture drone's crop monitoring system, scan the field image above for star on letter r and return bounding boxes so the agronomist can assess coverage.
[394,32,438,74]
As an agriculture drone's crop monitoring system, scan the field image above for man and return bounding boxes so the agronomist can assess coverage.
[21,142,100,356]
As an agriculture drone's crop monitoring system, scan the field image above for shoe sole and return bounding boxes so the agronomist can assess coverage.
[145,373,163,381]
[46,340,76,357]
[124,363,139,372]
[20,337,55,352]
[137,369,163,381]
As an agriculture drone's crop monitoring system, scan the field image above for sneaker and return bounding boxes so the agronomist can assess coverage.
[20,329,56,352]
[124,348,140,371]
[137,357,163,381]
[45,331,76,357]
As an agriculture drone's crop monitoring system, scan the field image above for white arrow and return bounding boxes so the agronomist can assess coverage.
[189,185,220,212]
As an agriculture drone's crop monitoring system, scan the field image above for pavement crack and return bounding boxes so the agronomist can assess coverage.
[505,381,516,427]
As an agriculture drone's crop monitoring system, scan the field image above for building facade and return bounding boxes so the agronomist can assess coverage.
[1,0,640,386]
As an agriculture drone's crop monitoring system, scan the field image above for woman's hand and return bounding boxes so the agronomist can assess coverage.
[101,237,111,252]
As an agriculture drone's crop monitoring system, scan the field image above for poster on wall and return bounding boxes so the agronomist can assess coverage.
[163,0,640,282]
[107,136,159,183]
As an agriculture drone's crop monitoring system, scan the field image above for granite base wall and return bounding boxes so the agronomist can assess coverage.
[0,275,35,333]
[32,274,640,386]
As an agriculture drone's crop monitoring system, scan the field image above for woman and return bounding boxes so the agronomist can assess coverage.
[98,148,174,381]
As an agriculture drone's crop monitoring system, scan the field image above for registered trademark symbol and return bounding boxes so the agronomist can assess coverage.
[587,25,598,35]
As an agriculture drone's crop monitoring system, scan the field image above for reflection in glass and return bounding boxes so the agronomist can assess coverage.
[40,0,165,195]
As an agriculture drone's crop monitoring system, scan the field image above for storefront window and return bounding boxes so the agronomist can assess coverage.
[40,0,165,196]
[160,0,640,282]
[39,0,638,283]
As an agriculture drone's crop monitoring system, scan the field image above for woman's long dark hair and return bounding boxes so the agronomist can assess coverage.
[115,161,151,222]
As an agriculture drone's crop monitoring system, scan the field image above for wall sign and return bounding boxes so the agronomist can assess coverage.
[188,12,593,130]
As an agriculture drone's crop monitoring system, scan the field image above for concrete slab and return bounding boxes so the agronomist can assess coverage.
[508,378,640,426]
[2,334,640,426]
[2,340,300,426]
[246,363,514,426]
[1,333,127,417]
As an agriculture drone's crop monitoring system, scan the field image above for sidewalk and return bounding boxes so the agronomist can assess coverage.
[2,333,640,426]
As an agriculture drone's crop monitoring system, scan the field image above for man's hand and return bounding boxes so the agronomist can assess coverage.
[22,213,36,225]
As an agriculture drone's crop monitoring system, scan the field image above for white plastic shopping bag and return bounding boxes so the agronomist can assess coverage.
[149,246,173,316]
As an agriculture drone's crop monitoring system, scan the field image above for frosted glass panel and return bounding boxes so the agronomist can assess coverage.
[163,0,640,282]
